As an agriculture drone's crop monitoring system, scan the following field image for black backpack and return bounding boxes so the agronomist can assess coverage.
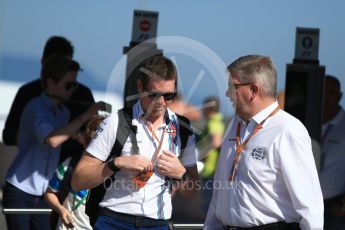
[85,107,193,226]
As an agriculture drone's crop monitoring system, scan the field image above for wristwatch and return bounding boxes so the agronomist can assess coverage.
[107,158,120,174]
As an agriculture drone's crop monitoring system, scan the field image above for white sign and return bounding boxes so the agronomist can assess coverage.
[131,10,159,44]
[294,27,320,61]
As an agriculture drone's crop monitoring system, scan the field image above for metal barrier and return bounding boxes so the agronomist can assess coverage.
[2,209,204,229]
[3,208,52,214]
[172,224,203,229]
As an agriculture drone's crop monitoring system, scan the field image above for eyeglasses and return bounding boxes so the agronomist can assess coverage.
[64,81,79,91]
[232,82,254,89]
[146,91,177,101]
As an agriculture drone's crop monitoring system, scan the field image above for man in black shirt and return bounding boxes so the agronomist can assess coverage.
[2,36,95,162]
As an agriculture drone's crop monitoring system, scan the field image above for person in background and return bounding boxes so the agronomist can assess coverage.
[204,55,323,230]
[275,89,321,172]
[2,35,95,163]
[198,96,225,179]
[197,96,225,218]
[169,92,202,123]
[45,115,106,230]
[319,75,345,230]
[3,56,104,230]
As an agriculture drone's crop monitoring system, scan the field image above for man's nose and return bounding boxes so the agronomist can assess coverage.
[154,95,166,104]
[226,89,230,97]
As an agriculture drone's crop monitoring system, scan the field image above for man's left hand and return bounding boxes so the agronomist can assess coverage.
[156,150,186,179]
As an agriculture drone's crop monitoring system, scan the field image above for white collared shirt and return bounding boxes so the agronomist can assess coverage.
[204,101,323,230]
[319,108,345,199]
[86,101,196,219]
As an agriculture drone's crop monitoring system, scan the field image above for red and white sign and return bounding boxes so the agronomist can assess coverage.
[131,10,158,43]
[139,19,151,32]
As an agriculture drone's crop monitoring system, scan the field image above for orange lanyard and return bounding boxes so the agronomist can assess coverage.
[229,106,280,182]
[133,117,166,189]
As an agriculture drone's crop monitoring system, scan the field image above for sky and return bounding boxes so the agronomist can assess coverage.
[1,0,345,119]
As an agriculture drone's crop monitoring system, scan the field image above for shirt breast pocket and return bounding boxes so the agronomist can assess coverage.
[242,143,271,174]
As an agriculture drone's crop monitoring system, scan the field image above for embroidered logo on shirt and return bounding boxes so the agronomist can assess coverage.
[92,121,106,139]
[165,127,177,134]
[250,146,267,161]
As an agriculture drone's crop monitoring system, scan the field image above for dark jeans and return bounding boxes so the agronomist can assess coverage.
[201,178,214,214]
[2,182,50,230]
[94,214,170,230]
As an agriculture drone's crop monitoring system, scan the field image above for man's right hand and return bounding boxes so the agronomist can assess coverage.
[114,155,153,172]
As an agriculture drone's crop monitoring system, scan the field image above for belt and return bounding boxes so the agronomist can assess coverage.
[99,207,169,227]
[224,222,300,230]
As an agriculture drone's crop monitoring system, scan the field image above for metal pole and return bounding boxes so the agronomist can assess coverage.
[3,208,52,214]
[172,224,203,229]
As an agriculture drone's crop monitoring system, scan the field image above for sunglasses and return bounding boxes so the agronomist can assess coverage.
[64,81,79,91]
[145,90,177,101]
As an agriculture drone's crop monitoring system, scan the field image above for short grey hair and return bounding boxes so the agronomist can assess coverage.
[227,55,277,98]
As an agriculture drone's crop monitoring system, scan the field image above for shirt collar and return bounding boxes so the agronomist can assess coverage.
[135,100,146,119]
[40,92,61,111]
[135,100,172,128]
[250,100,279,126]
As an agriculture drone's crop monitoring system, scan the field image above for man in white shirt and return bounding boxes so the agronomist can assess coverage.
[72,55,198,230]
[204,55,323,230]
[319,75,345,230]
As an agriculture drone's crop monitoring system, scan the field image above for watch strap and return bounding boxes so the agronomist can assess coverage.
[107,158,120,173]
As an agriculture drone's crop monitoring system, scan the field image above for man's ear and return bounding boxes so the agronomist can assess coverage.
[137,79,144,93]
[251,84,259,96]
[338,91,343,103]
[46,78,56,89]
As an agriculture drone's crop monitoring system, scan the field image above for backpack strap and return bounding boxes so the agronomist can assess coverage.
[176,114,193,157]
[86,107,138,227]
[107,107,138,161]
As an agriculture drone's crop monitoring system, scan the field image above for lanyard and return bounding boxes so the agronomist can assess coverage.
[141,117,166,163]
[229,106,280,182]
[71,193,87,212]
[133,116,167,188]
[142,118,160,143]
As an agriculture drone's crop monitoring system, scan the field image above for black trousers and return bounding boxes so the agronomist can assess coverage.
[3,182,50,230]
